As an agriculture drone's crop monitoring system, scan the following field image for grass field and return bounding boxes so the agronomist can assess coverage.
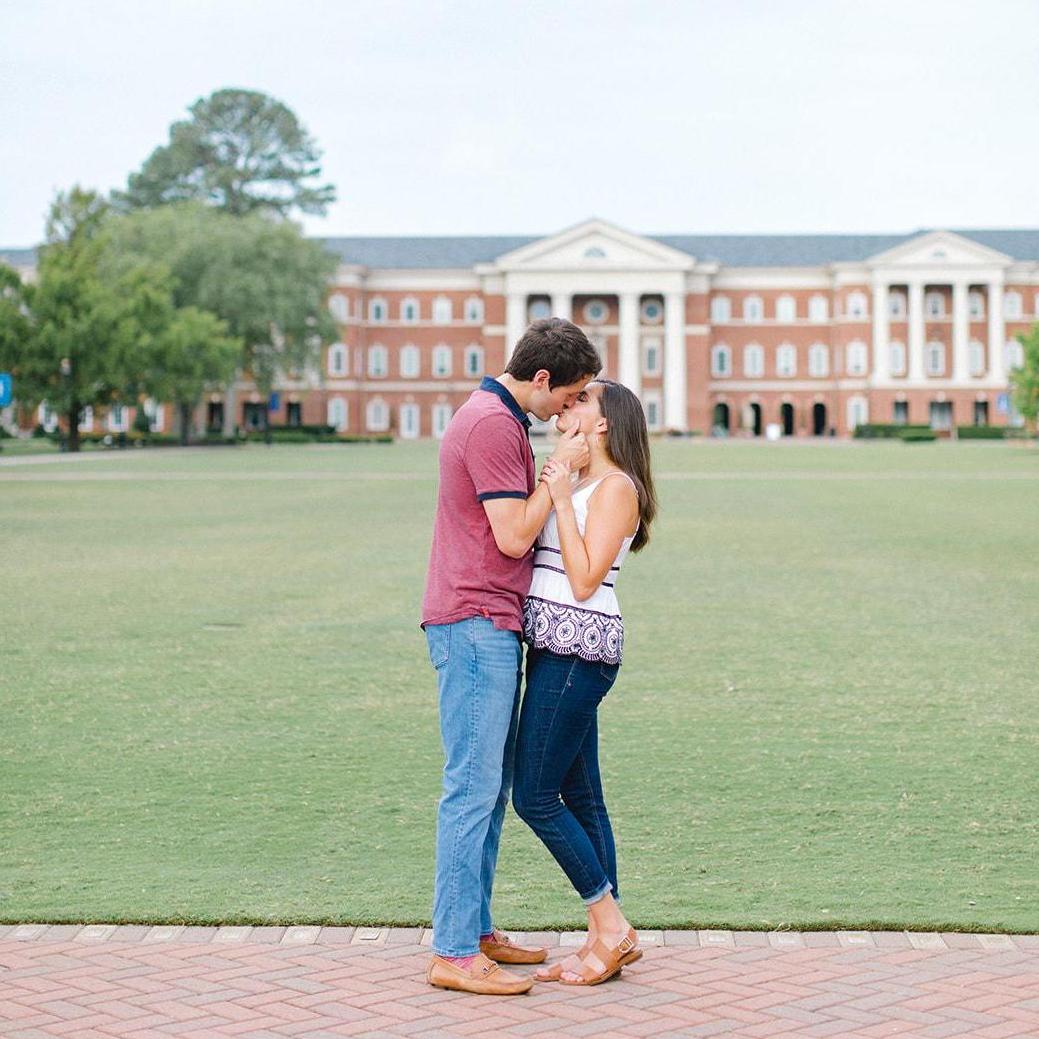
[2,439,1038,932]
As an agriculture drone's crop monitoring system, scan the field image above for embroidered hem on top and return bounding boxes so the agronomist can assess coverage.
[522,595,624,664]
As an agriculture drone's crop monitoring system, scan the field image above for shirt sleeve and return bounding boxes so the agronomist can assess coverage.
[465,414,530,502]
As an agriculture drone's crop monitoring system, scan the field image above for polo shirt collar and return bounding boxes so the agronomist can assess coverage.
[480,376,531,430]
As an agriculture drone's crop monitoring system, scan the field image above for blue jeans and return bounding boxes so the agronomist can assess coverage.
[513,646,621,906]
[426,617,522,957]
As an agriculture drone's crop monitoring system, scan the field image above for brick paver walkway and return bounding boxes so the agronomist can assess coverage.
[2,925,1038,1038]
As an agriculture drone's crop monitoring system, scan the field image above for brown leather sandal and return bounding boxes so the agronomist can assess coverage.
[534,945,591,983]
[558,927,642,986]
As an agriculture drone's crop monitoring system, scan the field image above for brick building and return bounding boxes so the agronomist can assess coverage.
[4,219,1038,438]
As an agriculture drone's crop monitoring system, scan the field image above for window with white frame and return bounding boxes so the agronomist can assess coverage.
[710,296,731,323]
[368,344,388,378]
[969,339,985,376]
[808,343,829,377]
[847,396,869,431]
[78,405,94,432]
[143,397,164,432]
[776,343,797,377]
[588,332,607,374]
[400,297,419,322]
[776,295,796,322]
[710,343,731,377]
[888,292,907,319]
[328,294,349,322]
[1004,291,1023,319]
[107,403,128,432]
[846,291,868,319]
[642,391,662,431]
[808,295,829,322]
[528,298,551,321]
[433,296,453,323]
[432,403,453,438]
[743,343,765,377]
[640,299,663,324]
[846,340,868,376]
[366,398,389,432]
[328,342,347,376]
[399,403,420,439]
[1006,338,1025,369]
[889,340,906,375]
[742,295,763,321]
[464,297,483,323]
[368,297,387,322]
[432,344,453,377]
[37,401,58,432]
[464,344,484,378]
[969,290,985,318]
[400,344,421,378]
[643,338,661,375]
[327,396,348,432]
[925,291,945,318]
[926,340,945,375]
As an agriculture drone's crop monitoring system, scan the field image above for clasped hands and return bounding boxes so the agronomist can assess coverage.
[539,426,588,504]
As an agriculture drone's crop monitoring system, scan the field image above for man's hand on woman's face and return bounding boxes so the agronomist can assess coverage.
[550,425,589,472]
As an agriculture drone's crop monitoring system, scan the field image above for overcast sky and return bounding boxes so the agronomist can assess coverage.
[2,0,1038,247]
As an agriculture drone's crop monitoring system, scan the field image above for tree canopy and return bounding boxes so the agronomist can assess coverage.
[1009,325,1039,436]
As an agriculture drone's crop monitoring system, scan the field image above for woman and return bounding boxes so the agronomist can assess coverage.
[513,378,658,986]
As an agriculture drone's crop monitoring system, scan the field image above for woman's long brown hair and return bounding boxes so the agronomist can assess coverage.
[593,379,658,552]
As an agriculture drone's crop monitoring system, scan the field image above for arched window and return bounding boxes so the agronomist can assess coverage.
[328,294,349,323]
[846,340,868,376]
[846,291,868,319]
[710,296,731,323]
[808,295,829,322]
[888,292,907,319]
[743,343,765,377]
[968,291,985,319]
[889,340,906,375]
[847,396,869,431]
[107,403,128,432]
[808,343,829,377]
[1006,338,1025,369]
[926,340,945,375]
[327,397,348,432]
[366,398,389,432]
[464,297,484,323]
[776,343,797,377]
[399,344,421,378]
[433,296,453,323]
[710,343,731,377]
[464,345,484,378]
[776,295,796,322]
[368,297,387,322]
[143,397,164,432]
[742,295,763,322]
[327,342,347,376]
[432,403,453,439]
[432,344,453,377]
[368,344,388,378]
[1004,291,1023,319]
[969,339,985,376]
[400,297,419,322]
[925,291,945,318]
[399,403,420,439]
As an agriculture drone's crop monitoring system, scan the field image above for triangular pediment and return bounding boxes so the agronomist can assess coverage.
[867,230,1012,268]
[494,219,694,271]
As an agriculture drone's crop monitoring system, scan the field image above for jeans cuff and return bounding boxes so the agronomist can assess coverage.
[432,946,480,957]
[581,879,614,907]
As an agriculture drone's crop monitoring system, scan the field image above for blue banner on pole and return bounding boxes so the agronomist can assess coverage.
[0,373,11,407]
[996,393,1009,415]
[268,392,280,412]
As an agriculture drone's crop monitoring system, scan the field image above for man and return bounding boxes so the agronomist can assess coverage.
[422,318,603,996]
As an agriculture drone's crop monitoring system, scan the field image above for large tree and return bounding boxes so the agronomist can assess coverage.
[115,89,336,218]
[1009,325,1039,438]
[105,202,338,437]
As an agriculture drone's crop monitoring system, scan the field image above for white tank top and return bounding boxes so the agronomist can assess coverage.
[522,470,638,664]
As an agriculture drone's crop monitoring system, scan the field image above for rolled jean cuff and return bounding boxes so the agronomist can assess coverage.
[581,879,614,907]
[432,945,480,958]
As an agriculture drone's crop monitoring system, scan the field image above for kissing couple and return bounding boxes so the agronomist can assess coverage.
[421,317,658,994]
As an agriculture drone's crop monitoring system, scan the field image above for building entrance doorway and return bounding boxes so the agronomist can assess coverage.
[929,401,953,431]
[712,402,730,435]
[242,402,266,432]
[749,402,762,436]
[781,402,795,436]
[973,400,989,426]
[812,403,827,436]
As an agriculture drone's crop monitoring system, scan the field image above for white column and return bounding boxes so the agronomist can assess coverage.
[987,280,1006,384]
[663,290,687,431]
[550,292,571,321]
[871,278,890,383]
[952,280,970,383]
[907,280,925,382]
[505,292,527,362]
[618,292,641,396]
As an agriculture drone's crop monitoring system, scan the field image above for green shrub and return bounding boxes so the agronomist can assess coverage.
[854,423,931,439]
[957,425,1006,440]
[898,429,937,442]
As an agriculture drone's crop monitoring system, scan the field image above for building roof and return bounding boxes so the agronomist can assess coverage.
[6,230,1039,272]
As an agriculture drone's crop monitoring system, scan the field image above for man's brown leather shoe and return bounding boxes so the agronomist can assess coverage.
[426,953,533,995]
[479,930,548,965]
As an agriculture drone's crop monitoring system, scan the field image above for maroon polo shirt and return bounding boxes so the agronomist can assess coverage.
[422,377,536,633]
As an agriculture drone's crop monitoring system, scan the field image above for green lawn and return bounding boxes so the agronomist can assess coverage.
[2,439,1037,932]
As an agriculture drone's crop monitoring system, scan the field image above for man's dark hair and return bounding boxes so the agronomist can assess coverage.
[505,318,603,388]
